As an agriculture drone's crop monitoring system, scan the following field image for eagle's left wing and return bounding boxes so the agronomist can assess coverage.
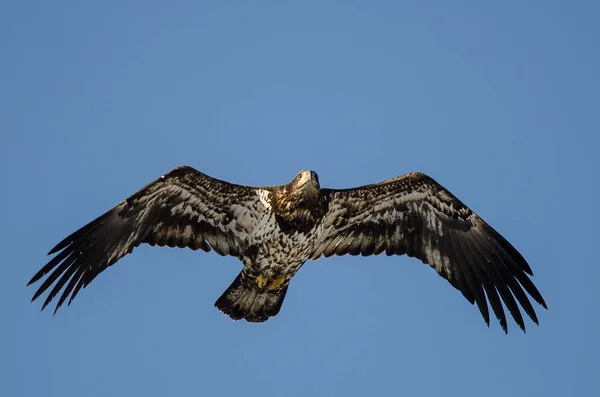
[28,166,269,314]
[312,172,547,333]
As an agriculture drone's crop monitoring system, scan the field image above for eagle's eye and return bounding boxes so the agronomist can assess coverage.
[296,175,302,180]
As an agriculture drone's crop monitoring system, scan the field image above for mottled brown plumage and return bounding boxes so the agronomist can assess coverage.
[28,166,547,332]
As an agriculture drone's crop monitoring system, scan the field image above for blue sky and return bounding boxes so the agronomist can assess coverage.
[2,1,598,396]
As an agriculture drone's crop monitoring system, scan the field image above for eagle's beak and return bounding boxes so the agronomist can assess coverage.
[309,171,319,187]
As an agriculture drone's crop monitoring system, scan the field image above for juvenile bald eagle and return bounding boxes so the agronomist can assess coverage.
[28,166,547,333]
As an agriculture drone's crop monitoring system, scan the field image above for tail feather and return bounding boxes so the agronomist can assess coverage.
[215,274,288,323]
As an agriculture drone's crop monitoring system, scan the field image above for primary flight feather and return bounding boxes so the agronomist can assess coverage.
[28,166,547,333]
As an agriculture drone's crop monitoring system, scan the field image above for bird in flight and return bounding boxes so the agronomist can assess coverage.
[28,166,547,333]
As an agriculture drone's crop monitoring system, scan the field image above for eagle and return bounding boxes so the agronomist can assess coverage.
[28,166,547,333]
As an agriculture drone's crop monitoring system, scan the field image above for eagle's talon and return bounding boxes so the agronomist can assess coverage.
[256,274,268,289]
[268,275,286,290]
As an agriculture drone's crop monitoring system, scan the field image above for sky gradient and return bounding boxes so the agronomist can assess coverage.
[2,2,599,396]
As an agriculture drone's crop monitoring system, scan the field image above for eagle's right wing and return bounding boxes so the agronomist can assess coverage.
[28,166,270,314]
[313,172,546,333]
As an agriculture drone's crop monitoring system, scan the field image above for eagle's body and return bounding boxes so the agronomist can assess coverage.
[28,166,547,332]
[215,172,326,321]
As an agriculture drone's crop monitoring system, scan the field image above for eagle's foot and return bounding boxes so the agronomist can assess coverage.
[256,274,268,289]
[268,275,286,290]
[255,274,286,290]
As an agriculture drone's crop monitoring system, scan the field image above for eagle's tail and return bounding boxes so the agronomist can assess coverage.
[214,274,288,323]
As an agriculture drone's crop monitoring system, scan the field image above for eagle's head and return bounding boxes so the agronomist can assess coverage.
[271,170,325,228]
[289,170,320,193]
[285,169,322,215]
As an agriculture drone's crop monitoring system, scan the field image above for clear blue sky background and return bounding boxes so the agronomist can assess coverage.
[2,1,598,396]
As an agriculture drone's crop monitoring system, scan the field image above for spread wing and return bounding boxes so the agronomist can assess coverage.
[312,172,547,333]
[28,166,269,314]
